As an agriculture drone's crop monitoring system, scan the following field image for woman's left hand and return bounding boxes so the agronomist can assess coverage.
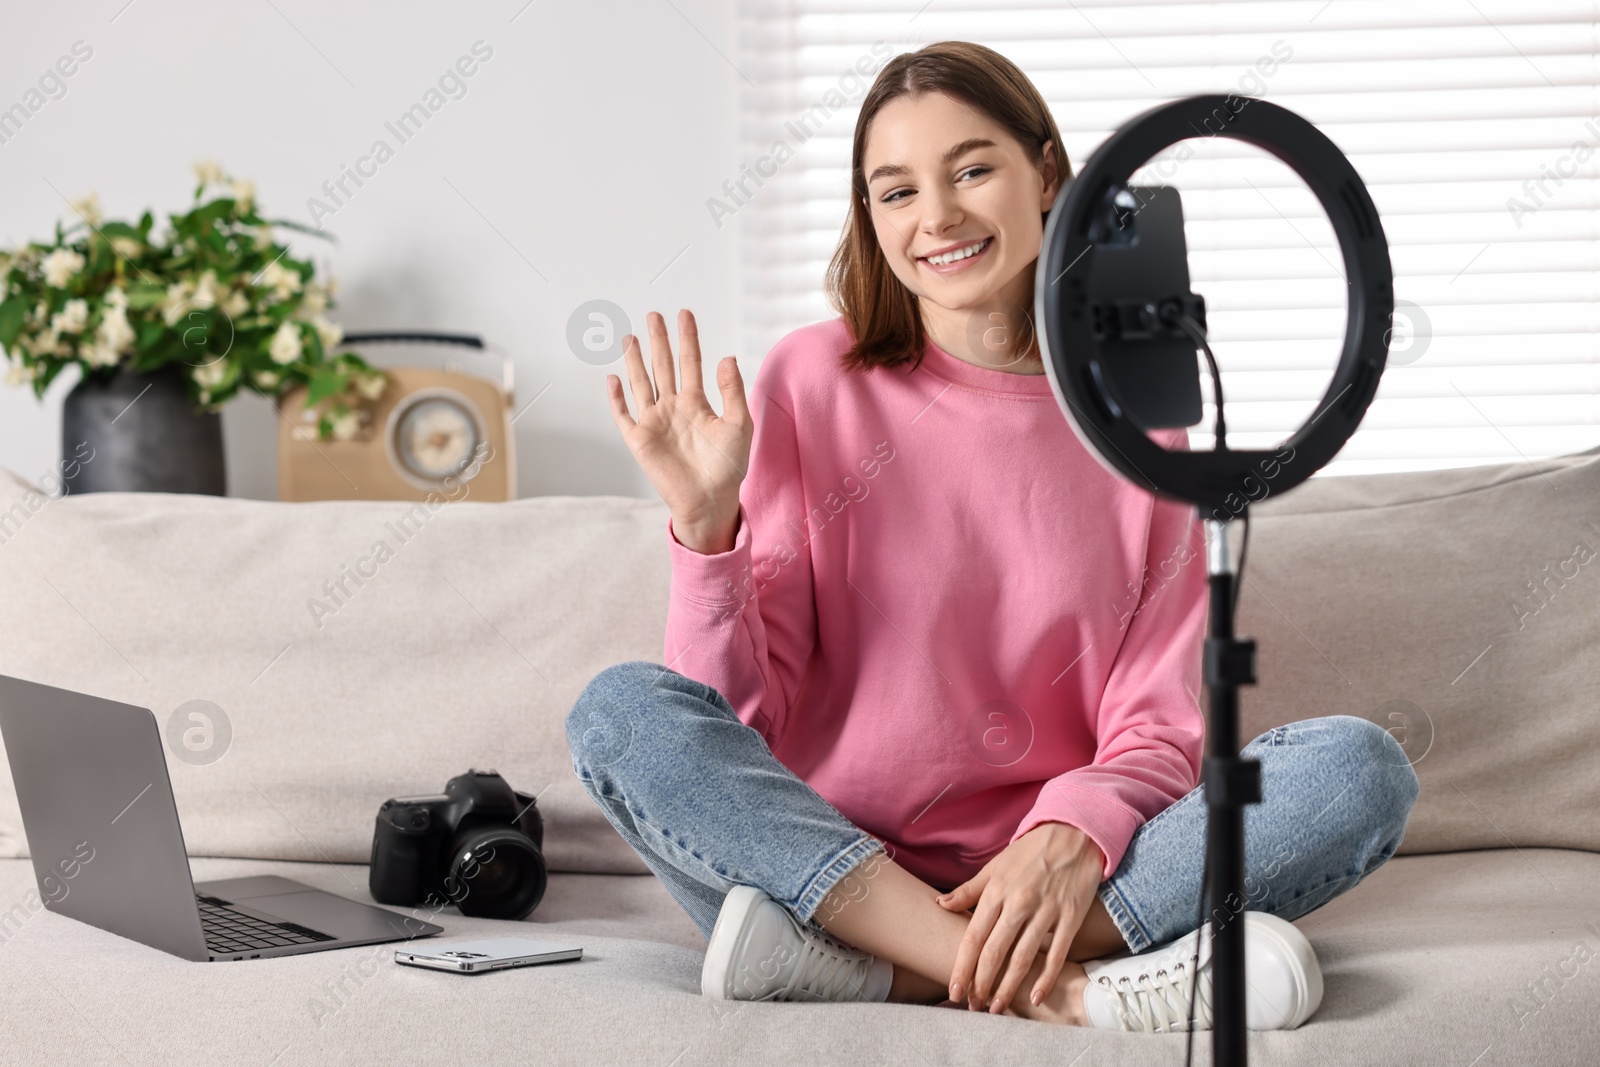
[937,821,1105,1013]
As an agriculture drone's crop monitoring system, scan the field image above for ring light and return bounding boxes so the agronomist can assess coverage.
[1036,93,1394,514]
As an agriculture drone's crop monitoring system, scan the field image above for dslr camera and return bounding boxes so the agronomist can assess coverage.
[370,769,548,920]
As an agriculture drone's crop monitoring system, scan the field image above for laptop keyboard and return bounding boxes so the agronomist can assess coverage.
[196,894,336,955]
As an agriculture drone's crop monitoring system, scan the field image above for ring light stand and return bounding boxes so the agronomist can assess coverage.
[1035,94,1393,1065]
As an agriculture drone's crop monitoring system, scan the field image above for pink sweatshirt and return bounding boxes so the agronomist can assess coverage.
[663,317,1208,889]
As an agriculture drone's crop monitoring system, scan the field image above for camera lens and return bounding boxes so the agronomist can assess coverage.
[446,826,547,921]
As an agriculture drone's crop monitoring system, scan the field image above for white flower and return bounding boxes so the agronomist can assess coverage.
[269,321,303,365]
[51,299,89,335]
[70,193,102,227]
[353,371,386,401]
[110,236,142,259]
[105,286,129,311]
[299,284,329,316]
[228,179,256,212]
[5,364,37,386]
[23,328,62,358]
[194,159,225,186]
[222,289,249,318]
[192,358,228,388]
[161,280,195,326]
[256,259,302,302]
[81,340,120,368]
[313,316,342,351]
[42,248,85,288]
[330,410,361,440]
[191,270,222,311]
[253,369,281,389]
[94,305,135,362]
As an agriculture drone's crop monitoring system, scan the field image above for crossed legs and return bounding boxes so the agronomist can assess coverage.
[811,850,1127,1024]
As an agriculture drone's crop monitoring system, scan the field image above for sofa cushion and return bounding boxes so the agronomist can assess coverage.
[0,849,1594,1064]
[0,466,663,874]
[1239,443,1600,857]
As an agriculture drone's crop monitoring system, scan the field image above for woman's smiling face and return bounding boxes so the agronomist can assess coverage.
[862,90,1059,317]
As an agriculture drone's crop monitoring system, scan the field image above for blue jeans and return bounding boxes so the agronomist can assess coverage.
[565,661,1419,954]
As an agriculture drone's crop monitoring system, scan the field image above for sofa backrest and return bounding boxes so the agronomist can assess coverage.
[0,467,662,875]
[1,445,1596,874]
[1239,443,1600,859]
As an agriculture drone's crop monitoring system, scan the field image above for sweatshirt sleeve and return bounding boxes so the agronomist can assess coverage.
[661,360,815,748]
[1009,478,1209,881]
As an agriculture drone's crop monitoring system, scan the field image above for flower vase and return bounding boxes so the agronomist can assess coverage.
[61,362,226,495]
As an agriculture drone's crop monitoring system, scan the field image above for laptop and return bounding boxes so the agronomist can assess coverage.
[0,673,444,961]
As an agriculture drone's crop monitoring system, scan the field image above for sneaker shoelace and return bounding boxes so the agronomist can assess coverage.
[1097,957,1213,1032]
[763,925,870,1003]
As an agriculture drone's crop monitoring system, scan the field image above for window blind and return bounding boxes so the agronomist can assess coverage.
[734,0,1600,475]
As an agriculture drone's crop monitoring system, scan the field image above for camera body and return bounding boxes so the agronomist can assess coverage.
[370,769,547,921]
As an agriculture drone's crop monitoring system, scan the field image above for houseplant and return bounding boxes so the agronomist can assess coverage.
[0,161,388,494]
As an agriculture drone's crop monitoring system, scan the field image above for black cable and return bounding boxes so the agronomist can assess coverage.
[1167,309,1226,451]
[1168,305,1252,611]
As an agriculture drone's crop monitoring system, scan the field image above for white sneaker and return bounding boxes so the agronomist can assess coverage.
[700,884,893,1003]
[1082,911,1323,1033]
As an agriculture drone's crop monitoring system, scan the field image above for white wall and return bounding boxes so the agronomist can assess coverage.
[0,0,742,499]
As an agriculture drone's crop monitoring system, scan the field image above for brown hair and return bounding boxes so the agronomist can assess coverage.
[825,41,1071,372]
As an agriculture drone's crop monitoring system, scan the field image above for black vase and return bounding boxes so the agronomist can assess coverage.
[61,362,226,495]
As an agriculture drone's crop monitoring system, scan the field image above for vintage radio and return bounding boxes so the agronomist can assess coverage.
[277,332,516,502]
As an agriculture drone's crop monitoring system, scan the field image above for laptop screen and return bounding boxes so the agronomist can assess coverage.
[0,675,208,961]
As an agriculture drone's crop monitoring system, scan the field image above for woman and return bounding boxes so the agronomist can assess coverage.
[566,40,1418,1032]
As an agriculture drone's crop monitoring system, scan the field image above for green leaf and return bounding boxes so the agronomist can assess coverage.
[131,350,169,373]
[87,239,111,277]
[126,282,167,310]
[304,325,325,364]
[136,319,167,352]
[0,297,26,347]
[36,359,68,391]
[188,199,232,227]
[177,310,230,364]
[98,222,142,240]
[306,365,346,405]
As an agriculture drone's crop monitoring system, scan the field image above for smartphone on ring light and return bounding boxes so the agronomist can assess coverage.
[395,936,583,974]
[1086,182,1206,432]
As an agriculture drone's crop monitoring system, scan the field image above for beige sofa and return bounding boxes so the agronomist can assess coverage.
[0,446,1595,1065]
